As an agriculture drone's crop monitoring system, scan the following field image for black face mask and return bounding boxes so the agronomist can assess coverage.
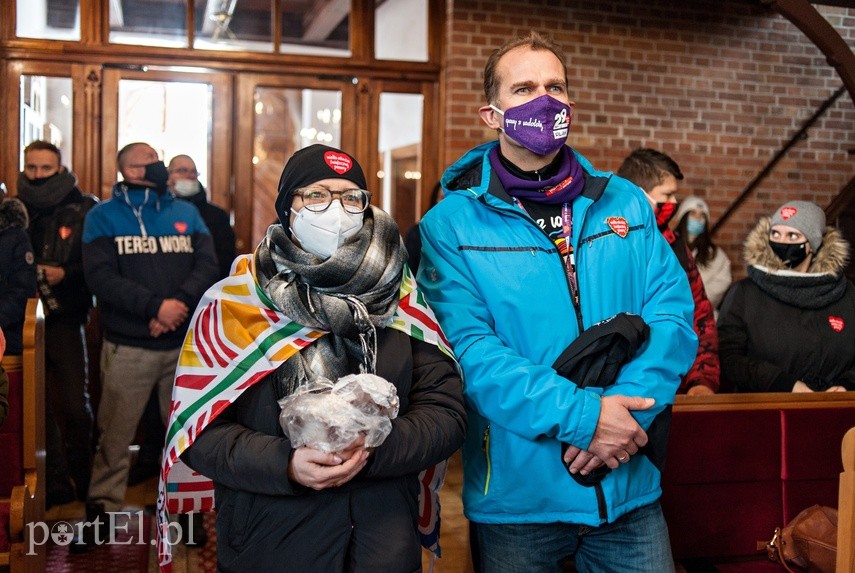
[769,240,809,268]
[143,161,170,189]
[27,173,57,187]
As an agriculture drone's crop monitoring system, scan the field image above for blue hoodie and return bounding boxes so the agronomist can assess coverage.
[82,183,219,350]
[417,142,697,526]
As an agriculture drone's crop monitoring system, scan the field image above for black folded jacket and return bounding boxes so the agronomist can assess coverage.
[552,313,671,486]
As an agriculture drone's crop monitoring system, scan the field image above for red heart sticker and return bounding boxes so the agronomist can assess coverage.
[174,222,188,234]
[829,316,845,332]
[780,206,797,220]
[58,226,72,240]
[607,216,629,238]
[324,151,353,175]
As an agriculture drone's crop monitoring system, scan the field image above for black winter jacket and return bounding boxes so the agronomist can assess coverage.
[22,187,97,323]
[0,198,36,356]
[178,189,236,280]
[719,218,855,392]
[182,328,466,573]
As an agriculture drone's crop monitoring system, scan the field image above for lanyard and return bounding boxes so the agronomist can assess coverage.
[513,198,580,307]
[560,202,579,307]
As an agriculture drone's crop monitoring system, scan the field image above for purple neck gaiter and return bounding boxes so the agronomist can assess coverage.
[489,146,584,205]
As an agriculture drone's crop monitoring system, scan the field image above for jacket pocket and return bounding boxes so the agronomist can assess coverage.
[225,490,254,550]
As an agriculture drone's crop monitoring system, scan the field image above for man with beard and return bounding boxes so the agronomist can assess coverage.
[71,142,219,552]
[17,140,97,507]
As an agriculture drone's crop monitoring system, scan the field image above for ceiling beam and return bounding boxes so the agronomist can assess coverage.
[763,0,855,106]
[302,0,349,41]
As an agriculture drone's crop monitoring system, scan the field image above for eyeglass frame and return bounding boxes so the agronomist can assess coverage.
[291,187,372,214]
[168,166,198,176]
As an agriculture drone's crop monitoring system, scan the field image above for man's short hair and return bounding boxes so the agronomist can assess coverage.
[23,140,62,164]
[483,31,569,104]
[117,142,147,169]
[616,148,684,192]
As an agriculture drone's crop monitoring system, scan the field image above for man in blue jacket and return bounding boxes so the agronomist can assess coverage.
[73,142,219,552]
[417,31,697,572]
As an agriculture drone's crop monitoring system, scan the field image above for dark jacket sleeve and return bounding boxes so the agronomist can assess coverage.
[680,251,720,392]
[208,208,236,280]
[363,339,466,479]
[0,229,37,332]
[59,195,97,291]
[174,223,220,310]
[181,375,297,496]
[717,282,798,392]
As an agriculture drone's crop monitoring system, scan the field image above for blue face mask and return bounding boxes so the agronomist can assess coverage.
[686,218,706,238]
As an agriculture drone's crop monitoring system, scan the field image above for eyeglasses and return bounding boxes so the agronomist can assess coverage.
[292,187,371,214]
[169,167,198,176]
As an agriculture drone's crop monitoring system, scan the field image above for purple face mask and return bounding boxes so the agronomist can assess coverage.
[491,95,572,156]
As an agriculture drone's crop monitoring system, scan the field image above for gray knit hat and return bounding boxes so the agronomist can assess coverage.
[770,200,825,252]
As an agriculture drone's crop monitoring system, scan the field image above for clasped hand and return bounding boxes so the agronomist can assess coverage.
[563,395,654,475]
[288,435,371,491]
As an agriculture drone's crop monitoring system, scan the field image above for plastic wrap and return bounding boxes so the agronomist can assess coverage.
[278,373,399,453]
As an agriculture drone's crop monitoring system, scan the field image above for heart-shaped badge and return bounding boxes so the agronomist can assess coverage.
[828,316,845,332]
[324,151,353,175]
[607,216,629,238]
[780,206,797,220]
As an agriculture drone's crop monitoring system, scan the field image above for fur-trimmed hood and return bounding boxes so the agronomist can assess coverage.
[0,197,29,233]
[744,216,849,276]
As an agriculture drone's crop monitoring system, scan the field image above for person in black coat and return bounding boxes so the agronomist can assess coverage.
[0,194,36,357]
[718,200,855,393]
[16,140,98,506]
[179,145,466,572]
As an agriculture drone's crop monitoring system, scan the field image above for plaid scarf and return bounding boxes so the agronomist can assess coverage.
[256,207,406,398]
[156,208,453,572]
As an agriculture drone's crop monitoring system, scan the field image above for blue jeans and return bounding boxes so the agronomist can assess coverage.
[474,501,675,573]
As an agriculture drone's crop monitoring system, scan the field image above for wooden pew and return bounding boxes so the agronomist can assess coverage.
[0,299,46,573]
[662,392,855,567]
[839,426,855,573]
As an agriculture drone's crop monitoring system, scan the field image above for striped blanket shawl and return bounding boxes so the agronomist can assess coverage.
[156,253,452,572]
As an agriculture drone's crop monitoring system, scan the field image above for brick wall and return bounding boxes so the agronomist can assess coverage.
[444,0,855,280]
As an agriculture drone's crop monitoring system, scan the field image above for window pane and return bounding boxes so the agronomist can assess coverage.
[194,0,273,53]
[378,92,423,227]
[251,87,342,246]
[20,76,74,172]
[16,0,81,41]
[280,1,351,57]
[375,0,427,62]
[110,0,188,47]
[117,80,212,186]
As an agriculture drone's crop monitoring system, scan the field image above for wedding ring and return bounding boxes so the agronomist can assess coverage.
[618,454,629,462]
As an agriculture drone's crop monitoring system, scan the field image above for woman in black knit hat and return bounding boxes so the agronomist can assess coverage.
[718,200,855,393]
[172,144,466,571]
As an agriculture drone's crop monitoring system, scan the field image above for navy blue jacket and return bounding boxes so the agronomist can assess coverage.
[82,183,219,350]
[0,198,37,356]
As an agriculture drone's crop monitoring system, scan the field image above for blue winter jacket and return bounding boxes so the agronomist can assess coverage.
[82,183,219,350]
[417,142,697,526]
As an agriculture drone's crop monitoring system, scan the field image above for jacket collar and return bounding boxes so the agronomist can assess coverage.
[443,141,611,205]
[744,216,849,277]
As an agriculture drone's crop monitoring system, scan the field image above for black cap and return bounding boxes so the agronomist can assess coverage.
[274,144,368,229]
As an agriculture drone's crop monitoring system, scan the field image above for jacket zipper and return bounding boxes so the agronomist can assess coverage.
[492,200,584,331]
[594,482,608,521]
[482,424,491,495]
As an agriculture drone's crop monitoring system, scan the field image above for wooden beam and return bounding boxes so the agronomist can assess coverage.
[302,0,349,42]
[763,0,855,107]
